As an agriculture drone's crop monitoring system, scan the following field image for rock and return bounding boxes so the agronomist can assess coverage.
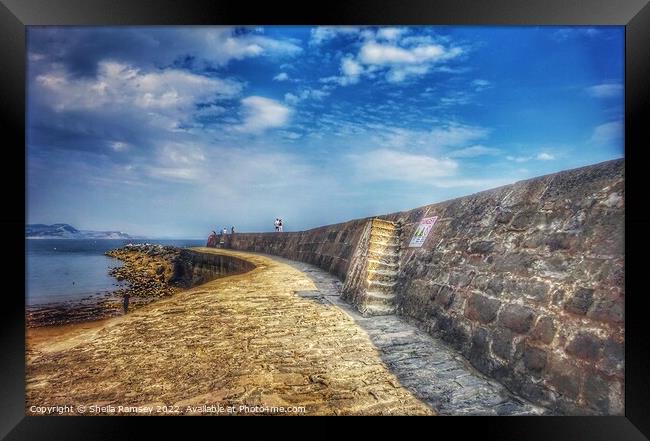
[468,240,495,254]
[545,232,575,251]
[491,328,514,361]
[464,292,501,324]
[564,287,594,315]
[547,357,582,399]
[582,371,610,414]
[565,332,603,361]
[523,345,547,373]
[588,298,624,324]
[510,210,539,229]
[600,338,624,376]
[499,304,536,334]
[531,316,556,344]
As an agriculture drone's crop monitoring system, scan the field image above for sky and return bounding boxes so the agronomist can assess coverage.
[26,26,624,238]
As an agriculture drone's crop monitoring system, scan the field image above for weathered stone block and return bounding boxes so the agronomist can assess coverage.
[468,240,495,254]
[551,289,565,306]
[491,327,514,361]
[469,327,493,372]
[491,252,536,275]
[523,345,548,373]
[564,287,594,315]
[464,292,501,324]
[565,332,603,361]
[588,298,624,324]
[499,304,536,334]
[582,371,610,414]
[531,316,556,344]
[520,279,551,303]
[547,357,582,399]
[433,285,455,309]
[545,232,576,251]
[600,338,624,376]
[486,277,505,297]
[495,208,514,224]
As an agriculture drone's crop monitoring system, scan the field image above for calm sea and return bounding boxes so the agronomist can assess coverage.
[26,239,205,306]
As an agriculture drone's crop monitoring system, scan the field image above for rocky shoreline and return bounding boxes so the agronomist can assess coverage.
[26,244,186,328]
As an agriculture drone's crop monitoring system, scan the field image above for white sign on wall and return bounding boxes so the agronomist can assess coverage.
[408,216,438,248]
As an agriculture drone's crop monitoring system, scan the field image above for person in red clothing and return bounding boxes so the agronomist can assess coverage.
[206,231,217,247]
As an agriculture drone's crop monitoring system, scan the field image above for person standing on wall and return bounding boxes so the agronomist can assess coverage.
[231,226,235,234]
[278,218,283,232]
[274,218,280,232]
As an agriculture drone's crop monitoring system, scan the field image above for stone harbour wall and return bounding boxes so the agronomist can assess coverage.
[226,158,624,415]
[227,218,370,280]
[173,249,257,288]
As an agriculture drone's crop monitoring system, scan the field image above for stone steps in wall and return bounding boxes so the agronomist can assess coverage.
[371,218,396,226]
[366,268,399,283]
[368,243,400,255]
[364,291,396,306]
[369,235,400,246]
[370,225,397,235]
[366,259,399,270]
[370,228,398,237]
[367,249,399,265]
[367,279,397,294]
[362,303,397,316]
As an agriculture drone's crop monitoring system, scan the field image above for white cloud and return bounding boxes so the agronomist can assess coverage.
[330,38,463,84]
[552,28,601,42]
[359,41,461,65]
[194,28,301,65]
[351,149,458,182]
[36,61,241,117]
[506,155,531,163]
[586,83,623,98]
[109,141,130,152]
[341,57,363,77]
[429,124,489,148]
[448,145,501,158]
[194,104,227,118]
[310,26,360,45]
[284,92,300,105]
[283,88,330,105]
[376,27,407,41]
[472,79,492,91]
[273,72,289,81]
[237,96,292,133]
[147,142,207,182]
[591,120,623,145]
[536,152,555,160]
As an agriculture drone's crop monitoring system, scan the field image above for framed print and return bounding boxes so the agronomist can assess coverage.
[1,0,649,439]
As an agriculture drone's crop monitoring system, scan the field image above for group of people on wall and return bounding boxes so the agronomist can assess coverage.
[206,218,286,247]
[206,226,234,248]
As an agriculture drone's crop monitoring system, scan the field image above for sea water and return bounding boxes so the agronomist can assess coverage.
[26,239,205,305]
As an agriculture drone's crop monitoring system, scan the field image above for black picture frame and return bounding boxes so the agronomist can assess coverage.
[1,0,648,438]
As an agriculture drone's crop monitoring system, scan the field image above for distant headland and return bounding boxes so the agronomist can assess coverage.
[26,223,135,239]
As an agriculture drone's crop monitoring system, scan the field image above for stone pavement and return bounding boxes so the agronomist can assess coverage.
[26,248,546,416]
[26,249,432,416]
[273,254,547,415]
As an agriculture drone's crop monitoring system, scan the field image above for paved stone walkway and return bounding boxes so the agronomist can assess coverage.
[271,254,547,416]
[26,249,433,416]
[26,248,545,416]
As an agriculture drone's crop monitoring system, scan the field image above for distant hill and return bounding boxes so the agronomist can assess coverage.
[26,223,134,239]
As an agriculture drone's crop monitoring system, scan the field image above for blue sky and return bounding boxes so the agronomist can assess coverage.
[27,26,624,238]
